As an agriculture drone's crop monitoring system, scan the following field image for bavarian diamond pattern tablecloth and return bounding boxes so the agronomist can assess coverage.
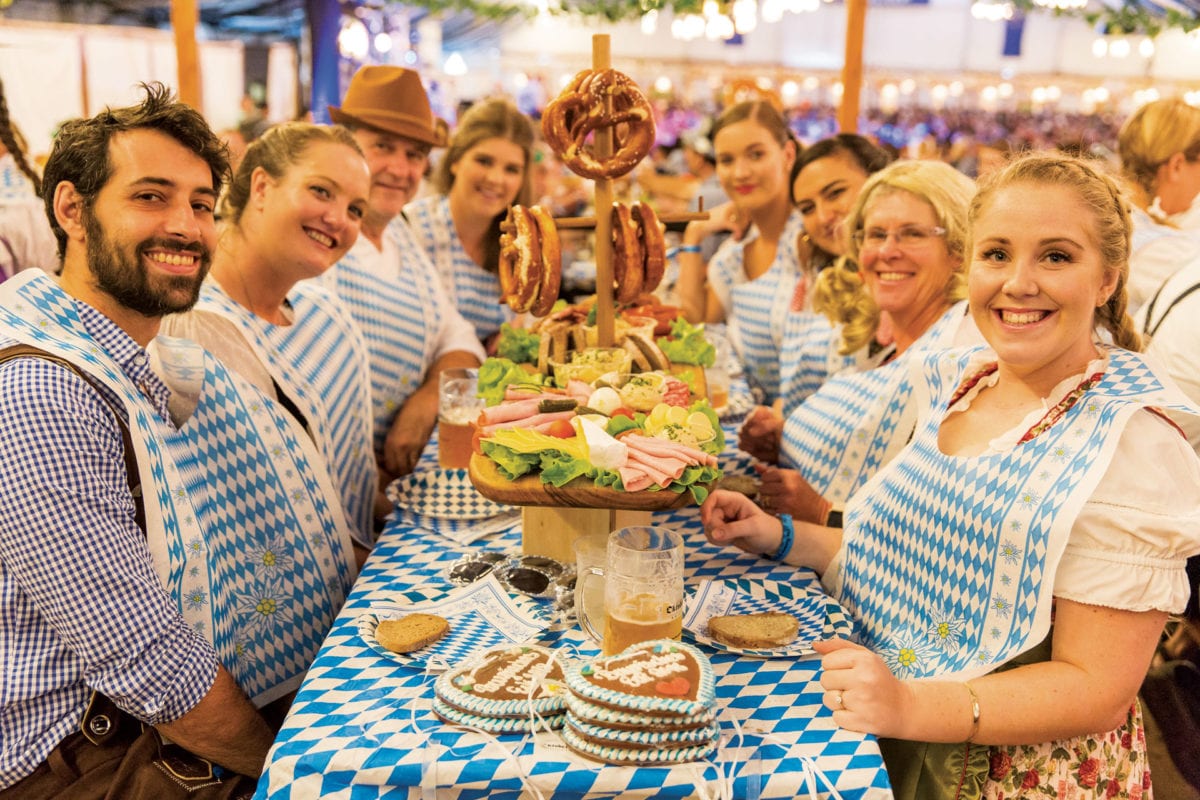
[255,414,893,800]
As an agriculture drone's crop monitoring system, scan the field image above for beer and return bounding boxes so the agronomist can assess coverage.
[437,410,476,470]
[601,591,683,655]
[708,383,729,412]
[437,369,483,470]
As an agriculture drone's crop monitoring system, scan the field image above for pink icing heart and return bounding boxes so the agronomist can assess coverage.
[655,676,690,696]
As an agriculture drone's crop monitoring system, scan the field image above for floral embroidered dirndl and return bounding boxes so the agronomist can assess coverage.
[195,281,378,546]
[0,271,356,706]
[831,344,1196,800]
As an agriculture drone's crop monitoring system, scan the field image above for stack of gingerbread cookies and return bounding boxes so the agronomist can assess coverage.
[433,644,568,733]
[561,639,720,764]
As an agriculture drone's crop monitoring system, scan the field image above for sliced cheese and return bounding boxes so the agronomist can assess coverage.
[572,416,628,470]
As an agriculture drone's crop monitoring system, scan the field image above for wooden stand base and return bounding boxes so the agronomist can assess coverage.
[522,506,652,563]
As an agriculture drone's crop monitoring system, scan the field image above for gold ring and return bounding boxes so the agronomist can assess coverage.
[835,691,844,710]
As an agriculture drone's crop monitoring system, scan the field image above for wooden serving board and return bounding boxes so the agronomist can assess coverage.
[468,454,697,511]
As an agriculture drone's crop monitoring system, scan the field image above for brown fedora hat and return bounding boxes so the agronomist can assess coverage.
[329,66,447,148]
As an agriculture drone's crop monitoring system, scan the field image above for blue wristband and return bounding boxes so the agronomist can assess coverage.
[677,244,703,254]
[769,513,795,561]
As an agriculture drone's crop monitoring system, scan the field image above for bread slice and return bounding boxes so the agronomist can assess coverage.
[707,612,798,649]
[376,613,450,654]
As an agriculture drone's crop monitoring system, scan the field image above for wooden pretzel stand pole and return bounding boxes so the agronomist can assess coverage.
[521,34,651,562]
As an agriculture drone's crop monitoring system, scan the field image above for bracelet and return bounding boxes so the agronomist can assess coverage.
[964,682,981,742]
[768,513,795,561]
[677,244,703,254]
[825,509,843,528]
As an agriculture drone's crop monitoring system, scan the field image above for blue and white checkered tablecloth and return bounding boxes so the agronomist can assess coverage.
[255,414,894,800]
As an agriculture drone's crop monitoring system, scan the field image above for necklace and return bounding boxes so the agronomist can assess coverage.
[948,362,1105,445]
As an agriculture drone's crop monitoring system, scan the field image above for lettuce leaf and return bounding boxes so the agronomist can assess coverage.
[477,357,545,406]
[480,440,540,479]
[658,317,716,367]
[495,323,541,364]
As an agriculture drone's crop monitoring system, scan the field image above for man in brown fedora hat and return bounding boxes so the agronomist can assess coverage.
[317,65,483,482]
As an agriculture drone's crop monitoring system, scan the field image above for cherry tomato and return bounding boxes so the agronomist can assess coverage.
[610,407,636,420]
[547,420,577,438]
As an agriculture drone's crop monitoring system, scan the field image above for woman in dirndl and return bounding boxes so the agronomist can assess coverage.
[702,152,1200,799]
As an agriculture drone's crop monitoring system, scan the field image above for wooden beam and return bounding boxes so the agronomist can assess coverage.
[839,0,866,134]
[171,0,203,110]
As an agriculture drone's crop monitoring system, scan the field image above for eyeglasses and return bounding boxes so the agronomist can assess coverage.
[853,225,947,252]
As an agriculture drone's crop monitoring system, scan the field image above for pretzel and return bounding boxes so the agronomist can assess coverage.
[528,206,562,318]
[499,206,542,313]
[632,201,665,295]
[541,68,655,181]
[612,203,644,304]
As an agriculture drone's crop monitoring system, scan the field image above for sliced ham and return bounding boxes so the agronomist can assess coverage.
[480,398,543,424]
[623,433,717,467]
[618,466,655,493]
[624,451,678,488]
[565,379,592,404]
[481,410,576,436]
[626,449,689,478]
[504,386,567,402]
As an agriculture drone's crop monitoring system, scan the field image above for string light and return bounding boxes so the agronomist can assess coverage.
[666,0,820,41]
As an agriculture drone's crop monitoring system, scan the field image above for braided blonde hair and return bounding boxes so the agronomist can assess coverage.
[813,160,975,355]
[970,153,1142,352]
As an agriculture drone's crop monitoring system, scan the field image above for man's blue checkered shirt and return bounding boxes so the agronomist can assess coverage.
[0,299,217,788]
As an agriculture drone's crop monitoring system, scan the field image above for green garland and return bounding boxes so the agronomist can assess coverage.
[1009,0,1200,37]
[399,0,1199,38]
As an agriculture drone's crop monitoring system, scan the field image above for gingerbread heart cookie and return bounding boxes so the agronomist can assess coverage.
[565,639,715,718]
[435,645,567,719]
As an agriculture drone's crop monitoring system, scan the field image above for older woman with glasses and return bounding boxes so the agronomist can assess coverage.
[740,160,980,525]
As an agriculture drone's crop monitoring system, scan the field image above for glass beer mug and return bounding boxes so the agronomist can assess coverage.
[577,526,685,655]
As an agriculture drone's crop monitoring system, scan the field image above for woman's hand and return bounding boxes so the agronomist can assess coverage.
[738,405,783,463]
[756,464,833,524]
[684,201,750,246]
[700,489,782,557]
[814,638,917,739]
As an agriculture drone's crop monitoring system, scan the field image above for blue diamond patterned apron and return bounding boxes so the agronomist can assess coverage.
[406,195,512,341]
[780,302,967,508]
[193,280,378,546]
[830,344,1199,681]
[0,270,356,706]
[777,307,857,417]
[712,208,806,404]
[318,226,441,456]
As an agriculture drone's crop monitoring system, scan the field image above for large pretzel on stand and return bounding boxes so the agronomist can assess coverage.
[499,205,543,313]
[528,206,562,318]
[632,201,666,295]
[542,68,655,181]
[611,202,645,304]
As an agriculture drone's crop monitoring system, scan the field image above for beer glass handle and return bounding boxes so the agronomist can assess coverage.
[577,565,605,645]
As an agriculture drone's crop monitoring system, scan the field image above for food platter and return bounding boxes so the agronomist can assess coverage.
[468,453,698,511]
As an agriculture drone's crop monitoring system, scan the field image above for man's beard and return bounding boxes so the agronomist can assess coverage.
[84,211,211,317]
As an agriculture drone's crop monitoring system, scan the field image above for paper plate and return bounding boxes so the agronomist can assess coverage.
[358,575,550,671]
[681,578,853,658]
[388,468,510,520]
